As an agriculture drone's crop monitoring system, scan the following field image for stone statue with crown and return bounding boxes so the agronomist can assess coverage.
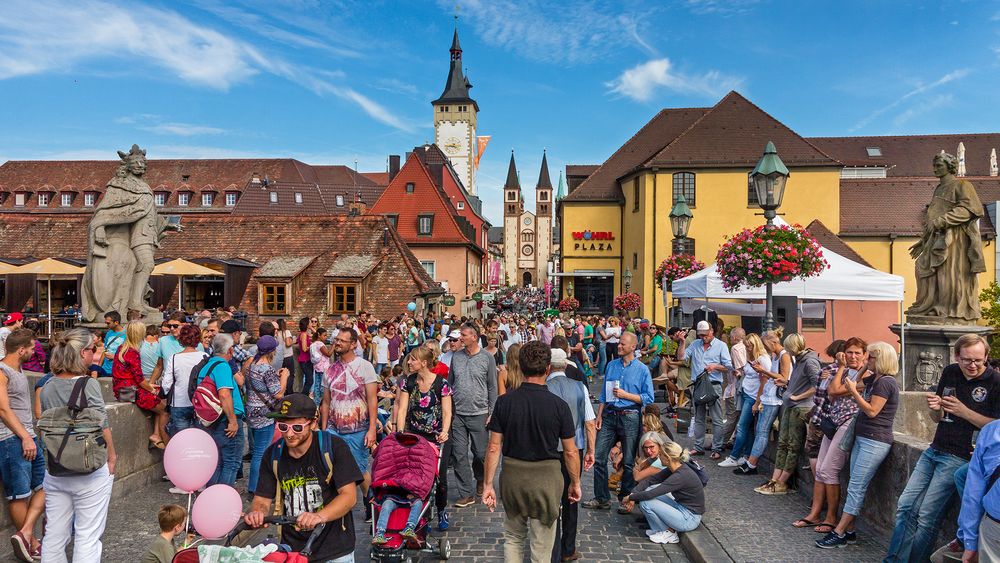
[81,145,180,325]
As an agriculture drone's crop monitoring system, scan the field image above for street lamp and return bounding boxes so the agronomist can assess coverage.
[750,141,790,331]
[669,194,694,255]
[624,268,633,292]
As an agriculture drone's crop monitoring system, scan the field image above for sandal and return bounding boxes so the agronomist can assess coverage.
[709,452,722,461]
[814,523,836,534]
[792,518,819,528]
[148,439,165,450]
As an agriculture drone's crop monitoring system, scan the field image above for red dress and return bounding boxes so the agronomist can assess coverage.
[111,348,160,411]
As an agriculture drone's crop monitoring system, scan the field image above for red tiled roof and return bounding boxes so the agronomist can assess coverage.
[562,108,709,202]
[361,172,389,185]
[646,92,840,168]
[808,134,1000,177]
[804,219,872,267]
[839,177,1000,236]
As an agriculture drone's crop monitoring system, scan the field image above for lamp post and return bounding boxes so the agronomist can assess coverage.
[624,268,633,292]
[669,194,694,255]
[750,141,790,331]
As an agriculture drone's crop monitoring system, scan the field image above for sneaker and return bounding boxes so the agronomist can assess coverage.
[364,503,373,523]
[168,486,189,494]
[476,480,485,496]
[733,462,759,476]
[718,457,740,467]
[645,529,658,537]
[400,525,417,539]
[372,532,388,545]
[759,481,790,495]
[650,530,679,544]
[845,530,857,544]
[581,499,611,510]
[754,480,776,494]
[437,510,450,532]
[454,496,476,508]
[10,532,33,563]
[815,531,847,549]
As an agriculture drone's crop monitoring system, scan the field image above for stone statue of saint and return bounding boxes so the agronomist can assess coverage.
[906,152,986,323]
[81,145,178,324]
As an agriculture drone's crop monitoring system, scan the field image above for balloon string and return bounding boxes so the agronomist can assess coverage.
[183,491,193,548]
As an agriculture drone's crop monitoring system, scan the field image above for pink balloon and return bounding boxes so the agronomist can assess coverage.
[164,428,218,493]
[191,485,243,539]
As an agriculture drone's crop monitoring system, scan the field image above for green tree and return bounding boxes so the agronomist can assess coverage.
[979,281,1000,358]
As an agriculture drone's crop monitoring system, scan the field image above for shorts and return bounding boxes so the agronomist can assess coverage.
[328,429,370,474]
[0,435,45,500]
[804,421,824,459]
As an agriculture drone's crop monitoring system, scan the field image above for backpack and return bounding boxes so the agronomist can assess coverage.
[269,431,335,517]
[686,459,710,487]
[36,377,108,476]
[186,355,213,401]
[192,360,224,427]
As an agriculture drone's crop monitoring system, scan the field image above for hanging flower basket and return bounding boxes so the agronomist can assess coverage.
[716,224,828,292]
[558,297,580,313]
[654,254,707,290]
[613,292,641,312]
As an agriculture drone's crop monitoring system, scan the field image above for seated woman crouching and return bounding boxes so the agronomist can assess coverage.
[620,441,706,544]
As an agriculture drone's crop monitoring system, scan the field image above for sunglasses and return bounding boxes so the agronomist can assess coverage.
[276,422,309,433]
[167,323,181,328]
[160,329,171,335]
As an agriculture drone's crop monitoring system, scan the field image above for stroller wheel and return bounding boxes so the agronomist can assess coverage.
[439,538,451,560]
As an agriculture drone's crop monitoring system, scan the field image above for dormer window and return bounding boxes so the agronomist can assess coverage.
[406,183,415,193]
[155,193,167,207]
[294,192,303,204]
[84,193,96,207]
[37,193,49,207]
[60,193,73,207]
[225,192,238,206]
[336,195,345,207]
[14,193,25,207]
[417,213,434,236]
[202,193,214,207]
[269,191,278,203]
[178,193,190,206]
[457,201,465,210]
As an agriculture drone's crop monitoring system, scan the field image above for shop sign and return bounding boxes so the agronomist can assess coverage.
[571,230,615,252]
[472,291,483,301]
[443,294,456,306]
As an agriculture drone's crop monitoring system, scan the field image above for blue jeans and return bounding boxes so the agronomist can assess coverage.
[639,495,702,533]
[299,360,314,396]
[168,406,195,436]
[312,369,324,408]
[597,341,607,376]
[647,356,661,378]
[885,447,965,563]
[377,498,424,532]
[208,418,245,487]
[693,382,724,453]
[749,404,780,459]
[248,423,274,494]
[0,435,45,500]
[728,390,757,460]
[593,409,641,502]
[844,436,892,516]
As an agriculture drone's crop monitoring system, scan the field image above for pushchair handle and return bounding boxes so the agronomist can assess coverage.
[224,515,326,556]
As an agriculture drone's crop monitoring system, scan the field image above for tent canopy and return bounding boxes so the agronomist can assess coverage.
[152,258,220,277]
[669,220,904,301]
[11,258,85,275]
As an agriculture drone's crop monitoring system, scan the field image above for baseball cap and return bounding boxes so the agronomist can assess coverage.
[256,335,278,355]
[3,312,23,326]
[550,348,569,366]
[220,320,241,334]
[267,393,317,420]
[696,320,712,334]
[447,329,462,339]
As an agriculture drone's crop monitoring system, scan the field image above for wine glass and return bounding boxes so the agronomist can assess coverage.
[941,386,956,423]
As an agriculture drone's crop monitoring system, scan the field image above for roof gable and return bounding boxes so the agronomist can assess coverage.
[369,155,470,244]
[803,219,872,267]
[646,91,839,168]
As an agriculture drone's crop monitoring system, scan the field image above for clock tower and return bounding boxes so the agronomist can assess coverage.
[432,28,479,195]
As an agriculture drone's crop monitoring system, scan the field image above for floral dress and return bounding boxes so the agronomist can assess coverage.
[402,374,451,438]
[246,362,282,429]
[111,348,159,410]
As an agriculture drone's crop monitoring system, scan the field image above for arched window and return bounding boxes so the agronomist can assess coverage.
[672,172,695,207]
[521,230,535,243]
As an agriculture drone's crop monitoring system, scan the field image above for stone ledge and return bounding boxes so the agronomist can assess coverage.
[680,524,735,563]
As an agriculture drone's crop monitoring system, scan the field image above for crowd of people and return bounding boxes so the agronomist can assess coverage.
[1,304,999,562]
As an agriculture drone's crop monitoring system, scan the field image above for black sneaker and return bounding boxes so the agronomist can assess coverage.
[845,531,857,544]
[733,462,758,475]
[815,531,847,549]
[364,503,373,523]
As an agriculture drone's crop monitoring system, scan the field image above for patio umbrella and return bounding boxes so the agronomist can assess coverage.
[11,258,85,335]
[151,258,221,310]
[0,262,18,275]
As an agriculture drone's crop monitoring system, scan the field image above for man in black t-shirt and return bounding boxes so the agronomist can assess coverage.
[885,334,1000,563]
[483,341,580,562]
[245,394,363,563]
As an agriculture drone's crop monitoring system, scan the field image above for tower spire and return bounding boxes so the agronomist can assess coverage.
[556,171,566,200]
[536,150,552,189]
[504,151,520,191]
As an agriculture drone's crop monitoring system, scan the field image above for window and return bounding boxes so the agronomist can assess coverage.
[201,193,214,207]
[507,191,516,201]
[539,203,549,215]
[672,172,695,207]
[181,174,190,182]
[632,178,639,212]
[633,253,638,269]
[294,192,303,204]
[866,147,882,157]
[84,193,96,207]
[672,238,695,256]
[747,174,759,207]
[155,192,167,207]
[540,191,549,201]
[521,230,535,243]
[178,193,190,206]
[802,299,827,329]
[37,193,49,207]
[60,193,72,207]
[225,192,238,206]
[261,283,287,314]
[385,214,398,229]
[335,195,344,207]
[420,260,436,280]
[269,191,278,203]
[405,182,415,193]
[457,201,465,210]
[14,193,25,207]
[506,203,516,215]
[329,284,358,314]
[417,214,434,235]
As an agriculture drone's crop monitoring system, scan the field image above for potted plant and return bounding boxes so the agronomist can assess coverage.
[654,254,707,290]
[558,297,580,313]
[715,223,827,292]
[613,292,641,314]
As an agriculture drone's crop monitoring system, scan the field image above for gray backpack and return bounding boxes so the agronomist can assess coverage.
[36,377,108,476]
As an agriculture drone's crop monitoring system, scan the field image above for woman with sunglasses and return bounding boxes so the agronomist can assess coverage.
[245,335,289,498]
[296,317,314,396]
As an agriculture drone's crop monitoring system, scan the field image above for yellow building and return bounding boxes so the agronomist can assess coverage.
[559,92,1000,327]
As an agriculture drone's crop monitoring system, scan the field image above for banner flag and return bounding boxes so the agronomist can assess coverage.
[475,135,491,169]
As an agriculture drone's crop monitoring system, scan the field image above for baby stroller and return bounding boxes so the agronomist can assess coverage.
[369,432,451,562]
[171,515,325,563]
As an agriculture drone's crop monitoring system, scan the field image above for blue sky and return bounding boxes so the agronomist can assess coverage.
[1,0,999,225]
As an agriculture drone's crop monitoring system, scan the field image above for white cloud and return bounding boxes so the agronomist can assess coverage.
[850,69,972,131]
[449,0,658,64]
[684,0,761,15]
[143,123,228,136]
[0,0,411,131]
[606,58,744,102]
[892,94,954,128]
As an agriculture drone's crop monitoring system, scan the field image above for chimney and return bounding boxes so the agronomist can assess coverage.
[389,155,401,182]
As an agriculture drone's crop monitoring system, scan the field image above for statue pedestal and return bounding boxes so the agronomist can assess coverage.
[889,323,992,391]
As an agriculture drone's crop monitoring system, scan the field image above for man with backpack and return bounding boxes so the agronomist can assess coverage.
[196,333,245,487]
[245,393,363,563]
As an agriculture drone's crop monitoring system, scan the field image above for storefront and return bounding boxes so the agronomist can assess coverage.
[563,271,614,314]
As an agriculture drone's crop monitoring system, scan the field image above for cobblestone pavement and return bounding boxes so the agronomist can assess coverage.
[26,457,688,562]
[674,433,889,563]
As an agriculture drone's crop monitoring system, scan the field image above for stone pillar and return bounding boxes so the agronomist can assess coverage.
[889,323,993,391]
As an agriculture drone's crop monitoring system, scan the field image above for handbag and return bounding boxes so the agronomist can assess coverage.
[819,415,839,440]
[692,371,720,406]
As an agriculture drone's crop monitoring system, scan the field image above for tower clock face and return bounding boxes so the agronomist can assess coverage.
[523,217,532,226]
[444,137,461,154]
[522,245,534,256]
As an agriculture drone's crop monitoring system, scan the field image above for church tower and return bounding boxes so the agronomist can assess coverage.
[432,27,479,195]
[503,152,522,286]
[535,151,553,285]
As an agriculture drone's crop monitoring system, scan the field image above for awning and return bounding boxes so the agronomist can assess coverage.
[552,270,615,277]
[152,258,221,276]
[680,299,826,318]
